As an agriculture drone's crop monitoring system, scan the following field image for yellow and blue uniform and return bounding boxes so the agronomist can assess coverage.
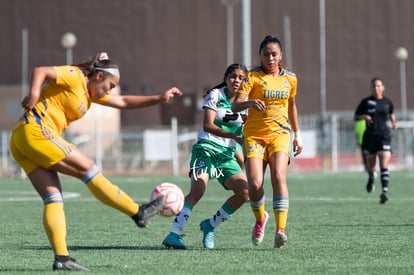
[9,66,142,258]
[238,66,297,160]
[10,66,110,174]
[238,65,297,233]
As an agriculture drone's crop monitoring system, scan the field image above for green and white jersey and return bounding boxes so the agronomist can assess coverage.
[197,87,244,152]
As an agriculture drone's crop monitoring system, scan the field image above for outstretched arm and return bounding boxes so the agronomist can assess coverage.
[102,87,182,109]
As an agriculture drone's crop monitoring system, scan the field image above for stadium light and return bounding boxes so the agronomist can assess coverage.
[395,47,408,119]
[61,32,77,65]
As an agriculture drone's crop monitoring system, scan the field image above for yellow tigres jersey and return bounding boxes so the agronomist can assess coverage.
[21,66,110,134]
[238,66,297,139]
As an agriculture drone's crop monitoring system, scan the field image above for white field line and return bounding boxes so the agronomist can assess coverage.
[1,191,414,202]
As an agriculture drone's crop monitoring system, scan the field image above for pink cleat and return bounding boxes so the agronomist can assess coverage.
[252,211,269,246]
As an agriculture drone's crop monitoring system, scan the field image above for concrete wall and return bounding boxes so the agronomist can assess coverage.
[1,0,413,128]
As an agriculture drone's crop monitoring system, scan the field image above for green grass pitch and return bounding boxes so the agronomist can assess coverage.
[1,171,414,274]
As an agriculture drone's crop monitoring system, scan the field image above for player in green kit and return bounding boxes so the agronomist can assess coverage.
[162,64,249,249]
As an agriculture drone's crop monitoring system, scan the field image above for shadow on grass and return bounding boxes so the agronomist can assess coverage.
[0,268,48,272]
[23,245,166,251]
[23,245,271,251]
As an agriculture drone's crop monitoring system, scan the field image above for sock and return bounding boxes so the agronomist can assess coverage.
[82,165,138,216]
[380,168,389,192]
[273,196,289,232]
[368,171,376,184]
[250,195,265,221]
[209,202,234,228]
[42,192,68,256]
[171,202,193,235]
[55,255,71,262]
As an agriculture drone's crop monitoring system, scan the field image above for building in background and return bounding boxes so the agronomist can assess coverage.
[1,0,412,130]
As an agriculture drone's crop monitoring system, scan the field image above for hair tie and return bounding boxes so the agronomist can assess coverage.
[98,52,109,61]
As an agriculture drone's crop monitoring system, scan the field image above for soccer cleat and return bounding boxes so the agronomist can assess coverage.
[274,230,288,249]
[252,211,269,246]
[162,232,187,249]
[380,192,388,204]
[133,195,165,228]
[199,219,215,249]
[366,180,375,193]
[52,257,88,271]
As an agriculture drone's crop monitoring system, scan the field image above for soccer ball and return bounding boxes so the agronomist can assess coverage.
[150,182,185,217]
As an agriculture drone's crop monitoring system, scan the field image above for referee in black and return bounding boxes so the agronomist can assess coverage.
[354,77,398,204]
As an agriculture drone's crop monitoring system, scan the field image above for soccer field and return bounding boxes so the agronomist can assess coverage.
[1,171,414,274]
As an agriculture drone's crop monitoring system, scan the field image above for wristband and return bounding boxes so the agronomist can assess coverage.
[294,130,303,147]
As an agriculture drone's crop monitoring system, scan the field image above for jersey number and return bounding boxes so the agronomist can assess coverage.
[223,113,239,122]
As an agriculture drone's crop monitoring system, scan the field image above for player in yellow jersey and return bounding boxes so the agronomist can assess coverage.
[232,35,303,249]
[9,52,182,271]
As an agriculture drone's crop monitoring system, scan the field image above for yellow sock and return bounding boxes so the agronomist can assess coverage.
[273,197,289,231]
[250,195,265,221]
[42,193,68,256]
[83,165,138,216]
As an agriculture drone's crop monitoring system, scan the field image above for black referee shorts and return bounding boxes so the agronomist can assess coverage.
[362,133,392,155]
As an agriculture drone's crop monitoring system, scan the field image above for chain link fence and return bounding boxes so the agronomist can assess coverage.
[1,113,413,178]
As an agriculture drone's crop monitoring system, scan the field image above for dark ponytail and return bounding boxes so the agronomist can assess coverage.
[259,35,283,53]
[76,52,119,77]
[259,35,287,69]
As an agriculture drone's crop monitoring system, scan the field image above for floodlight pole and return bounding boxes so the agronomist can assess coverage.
[21,28,29,100]
[395,47,409,166]
[225,0,235,65]
[395,47,408,120]
[241,0,251,67]
[319,0,328,171]
[61,32,77,65]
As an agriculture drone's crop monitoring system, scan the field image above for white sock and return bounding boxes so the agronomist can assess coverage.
[171,206,192,235]
[209,207,232,228]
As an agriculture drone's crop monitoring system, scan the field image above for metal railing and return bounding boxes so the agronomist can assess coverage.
[2,113,413,178]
